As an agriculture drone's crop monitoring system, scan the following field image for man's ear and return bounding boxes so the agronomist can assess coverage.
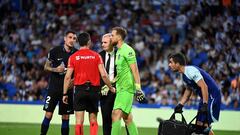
[64,36,66,42]
[117,35,121,41]
[176,62,180,67]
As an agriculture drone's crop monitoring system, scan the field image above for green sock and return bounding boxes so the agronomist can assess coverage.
[127,122,138,135]
[111,120,121,135]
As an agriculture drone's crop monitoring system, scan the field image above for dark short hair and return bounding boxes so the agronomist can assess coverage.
[65,30,76,36]
[77,32,91,46]
[112,26,127,40]
[168,53,186,66]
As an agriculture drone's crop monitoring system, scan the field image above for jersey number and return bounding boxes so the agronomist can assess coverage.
[46,96,51,104]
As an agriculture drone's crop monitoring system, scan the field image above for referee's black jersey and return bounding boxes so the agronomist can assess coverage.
[47,46,77,92]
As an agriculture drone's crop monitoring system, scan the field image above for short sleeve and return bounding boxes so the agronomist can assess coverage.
[125,47,136,65]
[187,66,203,83]
[47,49,54,62]
[97,54,103,65]
[68,55,74,68]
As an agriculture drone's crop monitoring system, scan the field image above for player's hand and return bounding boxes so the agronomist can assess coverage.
[62,95,68,104]
[111,77,117,84]
[56,65,65,73]
[135,89,145,102]
[134,83,145,102]
[101,85,109,96]
[109,87,116,93]
[174,103,184,113]
[199,103,208,114]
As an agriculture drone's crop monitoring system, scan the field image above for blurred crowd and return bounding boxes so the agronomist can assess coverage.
[0,0,239,109]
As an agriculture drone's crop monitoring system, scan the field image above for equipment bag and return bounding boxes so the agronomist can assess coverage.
[158,112,190,135]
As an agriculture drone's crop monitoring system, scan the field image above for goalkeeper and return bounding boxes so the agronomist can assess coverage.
[99,33,130,135]
[110,26,145,135]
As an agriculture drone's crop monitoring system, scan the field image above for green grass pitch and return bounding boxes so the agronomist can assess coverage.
[0,123,239,135]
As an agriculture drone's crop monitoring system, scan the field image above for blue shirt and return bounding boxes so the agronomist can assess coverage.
[182,66,221,99]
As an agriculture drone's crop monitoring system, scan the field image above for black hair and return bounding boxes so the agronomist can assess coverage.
[77,32,91,46]
[65,30,76,36]
[168,53,186,66]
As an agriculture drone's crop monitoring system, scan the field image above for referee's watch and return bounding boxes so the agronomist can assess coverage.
[63,93,68,96]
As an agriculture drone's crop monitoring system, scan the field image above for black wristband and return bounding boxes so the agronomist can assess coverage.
[63,93,68,96]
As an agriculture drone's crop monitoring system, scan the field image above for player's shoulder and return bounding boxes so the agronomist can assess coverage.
[185,65,199,72]
[184,65,202,79]
[123,43,134,51]
[88,49,101,57]
[122,43,135,55]
[72,47,78,53]
[50,46,62,53]
[185,65,199,75]
[99,50,105,55]
[70,50,78,57]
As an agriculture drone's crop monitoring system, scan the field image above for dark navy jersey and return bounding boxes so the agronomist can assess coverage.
[182,66,221,99]
[47,46,77,92]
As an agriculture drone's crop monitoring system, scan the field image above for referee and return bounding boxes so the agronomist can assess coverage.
[40,30,77,135]
[62,32,115,135]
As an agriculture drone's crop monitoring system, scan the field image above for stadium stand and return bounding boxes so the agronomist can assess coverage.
[0,0,239,110]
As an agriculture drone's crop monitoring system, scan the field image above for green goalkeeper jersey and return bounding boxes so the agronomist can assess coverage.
[115,42,137,93]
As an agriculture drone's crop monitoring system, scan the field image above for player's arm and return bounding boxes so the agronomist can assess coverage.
[179,88,192,105]
[62,67,73,104]
[130,62,145,102]
[196,79,208,103]
[174,87,192,113]
[44,59,64,73]
[189,66,209,103]
[130,63,141,85]
[98,63,115,93]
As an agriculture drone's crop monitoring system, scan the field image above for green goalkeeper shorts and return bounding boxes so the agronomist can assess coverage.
[113,90,134,114]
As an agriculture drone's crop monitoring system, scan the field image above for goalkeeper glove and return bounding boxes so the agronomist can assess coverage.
[101,85,109,96]
[135,83,145,102]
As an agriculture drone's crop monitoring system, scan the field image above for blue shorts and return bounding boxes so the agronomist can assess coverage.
[197,96,221,125]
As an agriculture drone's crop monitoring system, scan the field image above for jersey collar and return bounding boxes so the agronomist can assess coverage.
[63,46,75,53]
[118,42,126,50]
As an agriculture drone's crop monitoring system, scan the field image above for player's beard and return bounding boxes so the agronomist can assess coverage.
[111,39,118,46]
[111,42,118,47]
[172,69,179,72]
[170,67,178,72]
[66,42,73,49]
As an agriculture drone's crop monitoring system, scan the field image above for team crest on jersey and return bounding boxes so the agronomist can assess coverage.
[117,54,121,60]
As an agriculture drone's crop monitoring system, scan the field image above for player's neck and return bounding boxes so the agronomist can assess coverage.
[80,46,89,50]
[64,44,72,53]
[117,40,124,48]
[179,66,185,73]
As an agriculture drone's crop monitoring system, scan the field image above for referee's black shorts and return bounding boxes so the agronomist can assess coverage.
[74,84,100,113]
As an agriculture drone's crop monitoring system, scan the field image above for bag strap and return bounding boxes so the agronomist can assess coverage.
[188,115,198,124]
[170,112,187,124]
[188,112,208,125]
